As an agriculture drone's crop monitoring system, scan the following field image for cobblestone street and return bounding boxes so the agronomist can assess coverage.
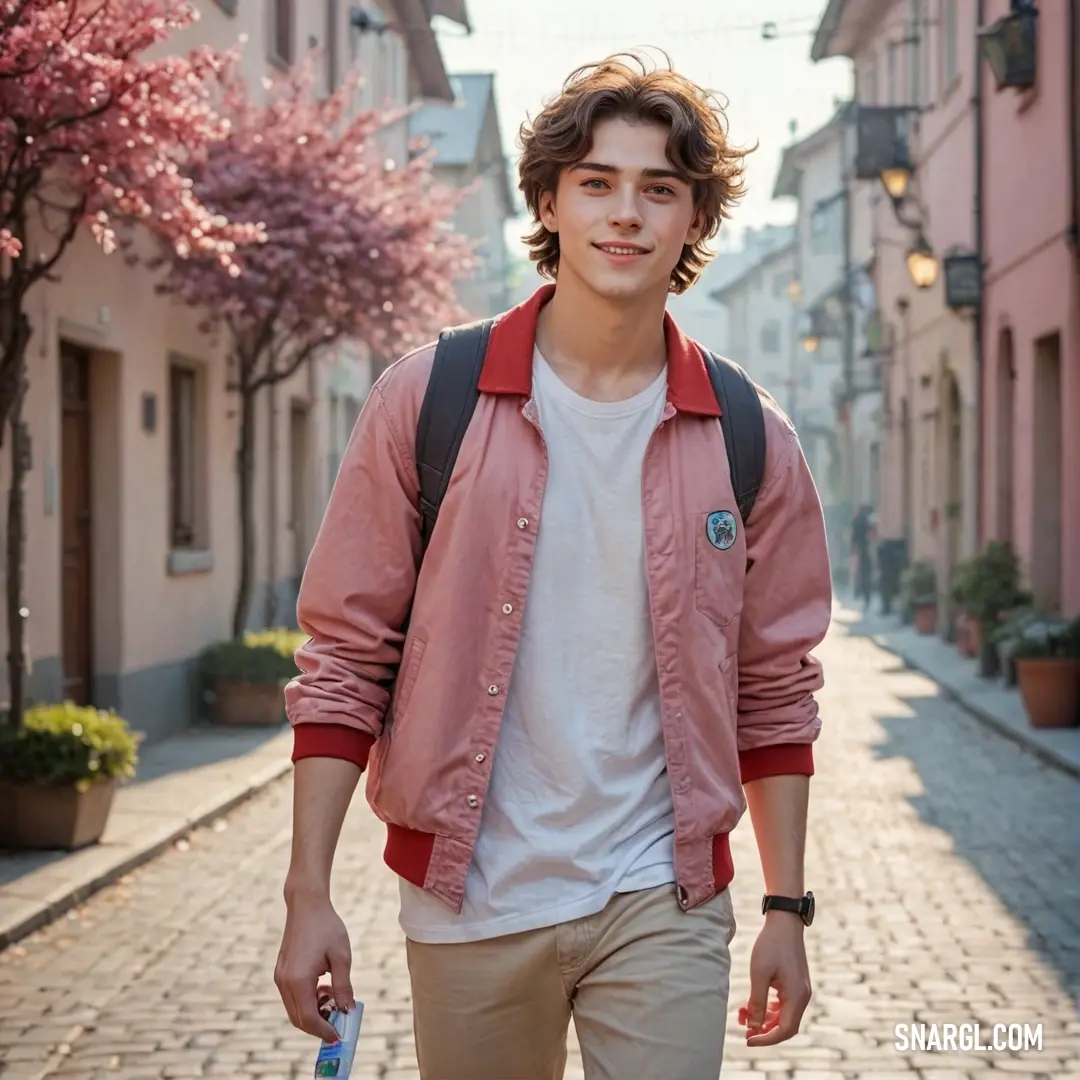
[1,619,1078,1080]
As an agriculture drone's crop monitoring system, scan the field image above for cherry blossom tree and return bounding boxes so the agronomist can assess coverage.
[0,0,262,726]
[153,59,477,639]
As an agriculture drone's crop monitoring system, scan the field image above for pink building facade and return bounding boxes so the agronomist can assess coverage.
[979,0,1080,614]
[0,0,471,742]
[813,0,1080,617]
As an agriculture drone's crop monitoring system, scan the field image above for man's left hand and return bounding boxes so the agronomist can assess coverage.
[739,913,812,1045]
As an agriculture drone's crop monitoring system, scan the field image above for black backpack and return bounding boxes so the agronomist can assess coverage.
[414,317,767,553]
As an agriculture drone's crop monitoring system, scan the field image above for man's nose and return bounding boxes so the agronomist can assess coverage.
[608,187,644,230]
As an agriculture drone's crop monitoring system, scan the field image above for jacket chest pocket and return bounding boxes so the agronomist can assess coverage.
[693,511,744,629]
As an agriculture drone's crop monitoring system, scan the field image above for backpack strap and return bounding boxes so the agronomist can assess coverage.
[415,318,494,552]
[702,350,767,524]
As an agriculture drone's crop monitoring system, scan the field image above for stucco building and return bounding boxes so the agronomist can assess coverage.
[0,0,470,741]
[811,0,1079,617]
[708,217,848,567]
[707,231,799,408]
[408,72,516,320]
[977,0,1080,614]
[772,106,884,550]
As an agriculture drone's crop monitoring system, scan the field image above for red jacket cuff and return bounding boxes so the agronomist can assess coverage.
[739,743,815,784]
[291,723,377,770]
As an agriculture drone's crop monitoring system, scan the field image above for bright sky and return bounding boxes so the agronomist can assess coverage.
[436,0,853,258]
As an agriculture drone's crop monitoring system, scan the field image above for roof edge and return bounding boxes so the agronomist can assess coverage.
[708,238,798,306]
[427,0,471,31]
[811,0,850,61]
[394,0,455,103]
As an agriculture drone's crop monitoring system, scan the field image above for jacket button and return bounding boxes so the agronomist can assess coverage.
[466,794,479,808]
[502,603,513,614]
[516,517,528,529]
[475,752,486,763]
[487,684,499,695]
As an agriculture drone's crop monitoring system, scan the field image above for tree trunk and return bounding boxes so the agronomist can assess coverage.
[0,302,27,449]
[263,374,278,627]
[231,383,256,640]
[3,315,31,728]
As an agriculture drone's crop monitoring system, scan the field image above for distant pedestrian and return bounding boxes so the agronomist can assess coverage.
[851,503,878,610]
[275,51,830,1080]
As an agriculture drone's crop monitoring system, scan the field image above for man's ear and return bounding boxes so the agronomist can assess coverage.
[684,204,705,247]
[539,189,558,234]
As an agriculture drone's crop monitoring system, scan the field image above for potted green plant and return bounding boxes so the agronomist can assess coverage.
[949,557,978,658]
[0,702,141,850]
[1011,613,1080,729]
[957,541,1032,678]
[992,606,1038,688]
[900,559,938,634]
[200,628,307,726]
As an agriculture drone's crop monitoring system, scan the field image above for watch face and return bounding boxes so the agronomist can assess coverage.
[803,892,815,926]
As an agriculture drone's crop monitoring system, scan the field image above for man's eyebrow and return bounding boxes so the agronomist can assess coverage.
[569,161,688,182]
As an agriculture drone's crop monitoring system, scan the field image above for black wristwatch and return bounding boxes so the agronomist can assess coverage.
[761,891,815,926]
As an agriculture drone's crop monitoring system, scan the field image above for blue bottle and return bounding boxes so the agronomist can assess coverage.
[313,1003,364,1078]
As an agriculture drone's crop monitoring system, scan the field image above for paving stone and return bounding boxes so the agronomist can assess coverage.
[0,625,1077,1079]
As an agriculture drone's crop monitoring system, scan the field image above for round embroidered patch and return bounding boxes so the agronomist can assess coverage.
[706,509,738,551]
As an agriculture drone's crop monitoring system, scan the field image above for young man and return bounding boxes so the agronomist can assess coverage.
[275,53,832,1080]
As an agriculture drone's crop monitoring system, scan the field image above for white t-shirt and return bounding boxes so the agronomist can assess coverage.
[398,345,675,943]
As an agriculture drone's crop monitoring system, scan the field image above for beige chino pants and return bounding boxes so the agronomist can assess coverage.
[405,883,737,1080]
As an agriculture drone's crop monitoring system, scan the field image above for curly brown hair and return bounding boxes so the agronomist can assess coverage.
[517,52,753,294]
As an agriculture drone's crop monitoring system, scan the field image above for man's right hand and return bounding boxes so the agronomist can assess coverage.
[275,893,355,1043]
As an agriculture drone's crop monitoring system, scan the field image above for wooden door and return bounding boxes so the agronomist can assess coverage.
[60,342,93,705]
[1032,333,1063,611]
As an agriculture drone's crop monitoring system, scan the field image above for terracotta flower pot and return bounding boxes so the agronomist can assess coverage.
[213,680,286,725]
[913,602,937,635]
[1016,658,1080,729]
[0,779,116,850]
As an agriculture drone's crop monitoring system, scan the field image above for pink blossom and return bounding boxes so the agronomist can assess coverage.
[152,57,479,379]
[1,0,264,426]
[0,230,21,258]
[0,1,262,268]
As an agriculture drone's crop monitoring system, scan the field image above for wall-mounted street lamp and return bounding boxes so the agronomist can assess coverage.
[799,304,841,353]
[905,231,940,290]
[978,2,1039,91]
[880,164,913,203]
[850,105,923,226]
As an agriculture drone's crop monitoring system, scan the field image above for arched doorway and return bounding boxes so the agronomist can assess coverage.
[941,368,963,594]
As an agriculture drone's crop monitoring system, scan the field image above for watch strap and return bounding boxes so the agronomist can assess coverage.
[761,891,814,925]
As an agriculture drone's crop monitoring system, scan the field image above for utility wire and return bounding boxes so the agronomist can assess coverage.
[360,9,821,42]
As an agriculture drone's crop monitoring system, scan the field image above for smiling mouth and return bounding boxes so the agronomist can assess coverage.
[593,242,651,256]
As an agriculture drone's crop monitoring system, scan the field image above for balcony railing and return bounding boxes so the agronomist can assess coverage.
[853,106,916,182]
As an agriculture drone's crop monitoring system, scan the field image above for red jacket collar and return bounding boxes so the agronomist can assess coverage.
[477,283,722,417]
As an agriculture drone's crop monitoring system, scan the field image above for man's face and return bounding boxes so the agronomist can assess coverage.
[539,115,705,303]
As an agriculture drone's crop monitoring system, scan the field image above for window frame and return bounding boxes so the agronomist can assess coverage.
[168,363,199,551]
[270,0,295,67]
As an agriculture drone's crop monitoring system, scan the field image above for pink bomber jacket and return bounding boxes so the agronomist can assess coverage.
[285,284,832,914]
